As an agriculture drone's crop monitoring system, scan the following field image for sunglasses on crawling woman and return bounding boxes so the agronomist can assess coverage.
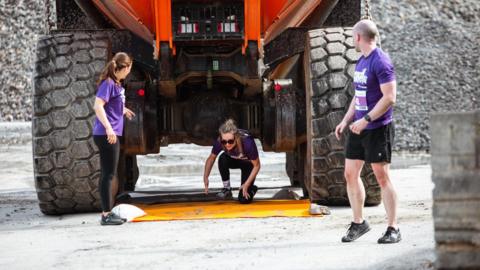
[221,139,235,145]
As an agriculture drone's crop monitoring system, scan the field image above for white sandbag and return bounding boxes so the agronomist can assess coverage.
[309,203,331,215]
[111,204,146,222]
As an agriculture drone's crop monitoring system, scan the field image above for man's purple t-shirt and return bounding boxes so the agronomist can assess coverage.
[211,133,259,161]
[93,79,125,136]
[353,48,396,129]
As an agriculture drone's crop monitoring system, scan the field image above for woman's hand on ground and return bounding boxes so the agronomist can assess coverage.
[241,184,250,199]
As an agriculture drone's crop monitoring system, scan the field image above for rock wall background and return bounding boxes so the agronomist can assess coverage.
[0,0,479,151]
[0,0,55,121]
[371,0,480,150]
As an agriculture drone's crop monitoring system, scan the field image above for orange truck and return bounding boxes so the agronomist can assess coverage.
[33,0,380,214]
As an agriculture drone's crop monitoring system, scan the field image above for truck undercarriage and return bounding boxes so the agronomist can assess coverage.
[32,0,381,214]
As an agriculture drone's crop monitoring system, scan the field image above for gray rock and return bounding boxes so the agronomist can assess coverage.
[0,0,56,122]
[369,0,480,151]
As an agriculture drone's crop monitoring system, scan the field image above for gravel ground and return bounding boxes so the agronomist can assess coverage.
[1,0,479,151]
[0,142,435,270]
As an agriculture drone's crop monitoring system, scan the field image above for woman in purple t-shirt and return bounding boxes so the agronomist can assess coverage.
[92,52,135,225]
[203,119,261,204]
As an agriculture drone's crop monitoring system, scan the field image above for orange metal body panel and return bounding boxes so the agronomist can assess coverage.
[262,0,323,44]
[153,0,173,57]
[92,0,324,57]
[261,0,291,31]
[126,0,155,33]
[92,0,154,43]
[93,0,173,57]
[244,0,261,53]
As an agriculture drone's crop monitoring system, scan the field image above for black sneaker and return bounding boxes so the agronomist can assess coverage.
[341,220,371,242]
[216,188,233,199]
[378,226,402,244]
[111,212,127,223]
[100,212,125,226]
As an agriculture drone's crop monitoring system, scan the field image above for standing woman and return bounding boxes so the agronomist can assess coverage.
[203,119,261,204]
[93,52,135,225]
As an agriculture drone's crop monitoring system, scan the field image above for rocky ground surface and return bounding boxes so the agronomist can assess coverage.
[1,0,479,151]
[0,141,435,270]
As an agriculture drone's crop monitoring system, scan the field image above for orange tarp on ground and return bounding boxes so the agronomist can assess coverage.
[133,200,320,222]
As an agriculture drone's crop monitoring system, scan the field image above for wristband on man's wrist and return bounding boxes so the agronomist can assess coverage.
[363,114,372,122]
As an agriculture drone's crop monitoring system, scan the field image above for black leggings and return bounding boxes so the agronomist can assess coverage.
[93,135,120,212]
[218,153,257,203]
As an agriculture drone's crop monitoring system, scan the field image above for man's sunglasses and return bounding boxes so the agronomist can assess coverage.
[221,139,235,145]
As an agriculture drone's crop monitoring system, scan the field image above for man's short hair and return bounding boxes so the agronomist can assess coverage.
[353,19,379,41]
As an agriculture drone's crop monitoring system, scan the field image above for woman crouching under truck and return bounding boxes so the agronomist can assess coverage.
[203,119,261,203]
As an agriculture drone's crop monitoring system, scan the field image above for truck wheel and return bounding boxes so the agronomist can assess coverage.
[286,144,309,198]
[303,27,381,206]
[118,152,139,192]
[286,152,299,186]
[32,32,138,214]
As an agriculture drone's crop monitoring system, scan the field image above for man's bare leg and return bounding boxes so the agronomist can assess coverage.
[345,159,366,223]
[371,162,398,228]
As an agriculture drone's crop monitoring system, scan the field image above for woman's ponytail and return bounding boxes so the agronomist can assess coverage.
[97,52,132,86]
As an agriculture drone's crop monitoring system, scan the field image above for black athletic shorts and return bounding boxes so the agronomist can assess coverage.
[345,123,395,163]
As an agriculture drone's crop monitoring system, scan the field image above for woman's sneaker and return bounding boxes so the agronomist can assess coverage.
[341,220,371,242]
[216,188,233,199]
[111,212,127,222]
[100,212,125,225]
[378,227,402,244]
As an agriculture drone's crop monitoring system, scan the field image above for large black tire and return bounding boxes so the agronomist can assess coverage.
[303,27,381,206]
[286,152,298,186]
[286,144,309,198]
[32,32,139,214]
[118,151,139,192]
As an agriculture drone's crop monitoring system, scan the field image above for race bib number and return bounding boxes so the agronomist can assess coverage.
[355,89,368,111]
